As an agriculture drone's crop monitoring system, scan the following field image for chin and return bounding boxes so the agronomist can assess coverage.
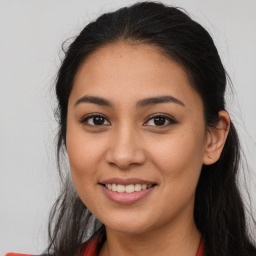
[107,223,150,235]
[101,213,158,235]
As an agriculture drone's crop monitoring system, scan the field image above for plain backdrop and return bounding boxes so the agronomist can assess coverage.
[0,0,255,254]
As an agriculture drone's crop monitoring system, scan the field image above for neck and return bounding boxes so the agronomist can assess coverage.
[99,214,201,256]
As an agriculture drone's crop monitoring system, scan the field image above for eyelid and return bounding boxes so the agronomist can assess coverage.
[143,113,177,127]
[80,113,111,126]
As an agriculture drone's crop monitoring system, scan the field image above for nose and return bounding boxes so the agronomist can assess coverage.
[105,124,146,170]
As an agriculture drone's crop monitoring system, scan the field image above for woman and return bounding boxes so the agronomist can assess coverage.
[7,1,256,256]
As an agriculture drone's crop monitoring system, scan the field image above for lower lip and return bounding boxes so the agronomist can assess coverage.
[101,185,155,204]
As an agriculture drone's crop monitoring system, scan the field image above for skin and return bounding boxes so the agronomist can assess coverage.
[66,42,230,256]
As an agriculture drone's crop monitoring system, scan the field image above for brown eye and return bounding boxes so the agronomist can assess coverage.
[92,116,105,125]
[80,114,110,126]
[144,115,177,127]
[153,116,166,126]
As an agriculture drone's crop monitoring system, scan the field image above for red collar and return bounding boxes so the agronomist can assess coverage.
[196,239,204,256]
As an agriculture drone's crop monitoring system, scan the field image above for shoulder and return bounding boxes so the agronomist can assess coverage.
[79,237,99,256]
[5,254,37,256]
[5,235,103,256]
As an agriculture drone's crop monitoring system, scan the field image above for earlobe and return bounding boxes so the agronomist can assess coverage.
[203,110,230,165]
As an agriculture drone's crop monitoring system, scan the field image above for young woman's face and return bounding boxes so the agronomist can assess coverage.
[66,42,210,234]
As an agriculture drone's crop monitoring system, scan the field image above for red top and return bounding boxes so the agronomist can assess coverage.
[6,238,204,256]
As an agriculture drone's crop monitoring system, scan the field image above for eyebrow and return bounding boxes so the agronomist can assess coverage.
[136,95,185,108]
[74,96,114,108]
[74,95,185,108]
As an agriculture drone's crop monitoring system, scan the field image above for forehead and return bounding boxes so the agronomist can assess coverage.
[71,42,203,110]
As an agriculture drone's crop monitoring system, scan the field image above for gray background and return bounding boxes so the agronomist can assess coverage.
[0,0,255,254]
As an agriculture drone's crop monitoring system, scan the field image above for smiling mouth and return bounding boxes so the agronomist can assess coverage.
[100,183,156,193]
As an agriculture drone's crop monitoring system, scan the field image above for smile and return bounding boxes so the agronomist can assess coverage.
[100,182,156,204]
[104,184,154,193]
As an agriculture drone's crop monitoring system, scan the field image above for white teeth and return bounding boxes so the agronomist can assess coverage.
[105,183,153,193]
[125,184,135,193]
[112,184,117,192]
[116,184,125,193]
[142,184,147,190]
[134,184,142,192]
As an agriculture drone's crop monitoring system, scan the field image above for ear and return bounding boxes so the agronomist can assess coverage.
[203,110,230,165]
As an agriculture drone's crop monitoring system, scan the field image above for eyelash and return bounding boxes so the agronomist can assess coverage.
[80,114,110,127]
[145,114,177,127]
[80,113,177,128]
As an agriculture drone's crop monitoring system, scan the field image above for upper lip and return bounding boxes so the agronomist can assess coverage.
[99,178,157,185]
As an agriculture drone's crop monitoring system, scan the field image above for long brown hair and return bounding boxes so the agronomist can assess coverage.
[46,2,256,255]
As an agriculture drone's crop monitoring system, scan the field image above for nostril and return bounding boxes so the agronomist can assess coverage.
[105,143,146,169]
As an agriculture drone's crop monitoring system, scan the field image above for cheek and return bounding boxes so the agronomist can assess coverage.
[150,125,206,187]
[66,128,114,216]
[66,134,103,212]
[66,118,107,172]
[146,129,206,221]
[66,123,106,193]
